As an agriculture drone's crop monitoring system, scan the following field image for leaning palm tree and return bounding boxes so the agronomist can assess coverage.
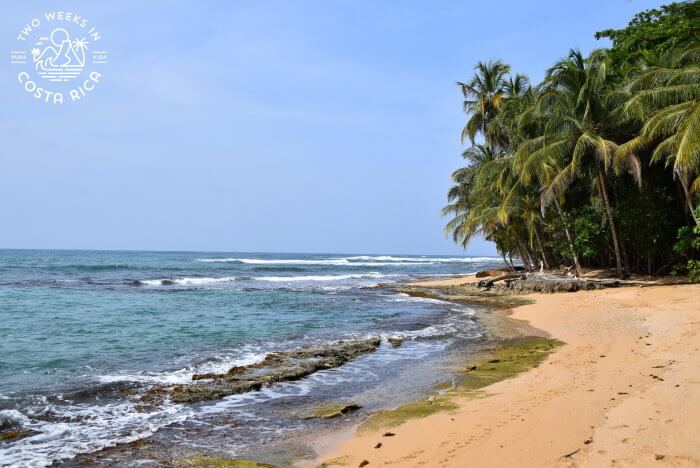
[617,43,700,224]
[442,145,498,247]
[444,144,542,271]
[457,60,511,148]
[515,49,636,278]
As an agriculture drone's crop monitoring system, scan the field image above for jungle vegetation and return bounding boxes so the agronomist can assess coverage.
[443,1,700,280]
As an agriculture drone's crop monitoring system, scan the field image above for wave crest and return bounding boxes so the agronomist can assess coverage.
[131,276,236,286]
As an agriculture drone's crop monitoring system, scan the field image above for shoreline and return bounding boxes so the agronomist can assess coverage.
[311,278,700,467]
[12,270,495,467]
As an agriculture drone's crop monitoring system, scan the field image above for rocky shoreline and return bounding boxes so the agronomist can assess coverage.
[13,279,518,467]
[140,337,382,406]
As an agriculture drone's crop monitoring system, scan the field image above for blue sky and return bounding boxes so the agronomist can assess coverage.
[1,0,667,255]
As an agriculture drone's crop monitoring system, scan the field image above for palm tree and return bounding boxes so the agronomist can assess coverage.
[515,135,584,277]
[442,145,498,248]
[515,49,636,277]
[457,60,511,148]
[617,44,700,224]
[486,74,534,151]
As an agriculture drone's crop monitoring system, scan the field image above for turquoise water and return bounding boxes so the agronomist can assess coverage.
[0,250,500,466]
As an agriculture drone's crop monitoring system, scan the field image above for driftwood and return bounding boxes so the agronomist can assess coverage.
[477,273,525,288]
[584,278,675,287]
[476,271,687,293]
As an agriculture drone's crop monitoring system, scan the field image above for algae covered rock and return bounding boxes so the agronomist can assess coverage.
[357,337,563,433]
[304,403,362,419]
[387,335,405,347]
[143,337,382,405]
[175,455,277,467]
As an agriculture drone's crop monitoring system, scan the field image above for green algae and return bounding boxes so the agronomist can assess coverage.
[318,455,351,466]
[395,286,534,309]
[175,456,276,467]
[432,380,453,390]
[358,337,562,432]
[0,429,37,442]
[358,397,459,433]
[304,403,362,419]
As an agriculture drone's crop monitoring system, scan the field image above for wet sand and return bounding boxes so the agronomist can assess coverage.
[313,282,700,467]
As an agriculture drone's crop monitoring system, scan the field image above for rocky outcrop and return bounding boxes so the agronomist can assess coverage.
[0,418,37,443]
[387,336,405,347]
[141,337,381,405]
[503,277,605,293]
[474,272,608,293]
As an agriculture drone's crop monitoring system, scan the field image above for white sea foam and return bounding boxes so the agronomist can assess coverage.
[451,306,476,316]
[196,258,351,265]
[0,409,30,423]
[137,276,237,286]
[0,401,194,468]
[390,292,451,304]
[256,272,393,282]
[347,255,498,263]
[98,351,266,385]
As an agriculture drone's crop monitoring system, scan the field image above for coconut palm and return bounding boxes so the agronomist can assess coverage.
[442,145,498,247]
[445,4,700,279]
[617,43,700,224]
[457,60,511,148]
[514,49,636,277]
[486,74,535,151]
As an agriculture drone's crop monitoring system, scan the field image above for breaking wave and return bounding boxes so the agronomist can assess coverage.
[131,276,236,286]
[256,272,393,282]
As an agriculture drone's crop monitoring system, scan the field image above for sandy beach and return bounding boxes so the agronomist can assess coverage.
[315,279,700,467]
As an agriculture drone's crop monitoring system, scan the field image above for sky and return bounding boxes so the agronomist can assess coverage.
[0,0,669,255]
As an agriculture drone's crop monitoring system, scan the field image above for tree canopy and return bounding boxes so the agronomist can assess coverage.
[444,2,700,280]
[595,1,700,67]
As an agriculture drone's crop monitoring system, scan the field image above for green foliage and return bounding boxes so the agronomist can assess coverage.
[616,179,684,274]
[443,2,700,277]
[672,208,700,281]
[595,1,700,67]
[570,206,607,260]
[689,260,700,282]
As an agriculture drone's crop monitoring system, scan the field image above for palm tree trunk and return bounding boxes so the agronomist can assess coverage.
[517,241,534,272]
[554,200,582,277]
[501,252,514,272]
[595,162,624,278]
[533,224,550,270]
[678,174,699,226]
[610,183,631,271]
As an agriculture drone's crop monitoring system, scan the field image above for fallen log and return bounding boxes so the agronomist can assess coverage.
[477,273,525,288]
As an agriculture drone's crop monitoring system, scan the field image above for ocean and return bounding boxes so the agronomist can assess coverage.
[0,250,501,466]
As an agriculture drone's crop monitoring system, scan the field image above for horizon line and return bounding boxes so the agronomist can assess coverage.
[0,247,498,257]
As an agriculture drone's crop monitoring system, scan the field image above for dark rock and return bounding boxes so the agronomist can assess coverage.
[502,277,604,293]
[143,337,382,404]
[304,403,363,419]
[191,372,220,381]
[387,336,405,347]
